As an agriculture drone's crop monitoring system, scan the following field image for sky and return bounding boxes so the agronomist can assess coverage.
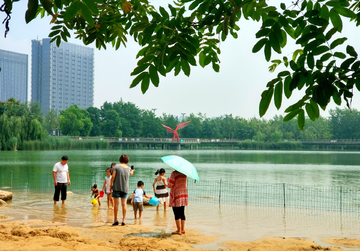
[1,1,359,120]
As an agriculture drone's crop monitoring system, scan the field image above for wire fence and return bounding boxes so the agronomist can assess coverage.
[1,172,360,213]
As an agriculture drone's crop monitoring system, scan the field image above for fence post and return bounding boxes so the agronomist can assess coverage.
[245,182,248,205]
[219,179,222,204]
[10,171,13,191]
[283,183,286,208]
[340,186,342,212]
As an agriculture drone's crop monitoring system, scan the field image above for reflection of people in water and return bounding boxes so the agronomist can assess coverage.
[154,210,168,227]
[53,204,68,224]
[91,207,102,223]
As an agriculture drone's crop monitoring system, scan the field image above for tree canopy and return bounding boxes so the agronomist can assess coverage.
[2,0,360,129]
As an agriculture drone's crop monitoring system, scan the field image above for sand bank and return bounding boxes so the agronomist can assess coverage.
[0,216,360,251]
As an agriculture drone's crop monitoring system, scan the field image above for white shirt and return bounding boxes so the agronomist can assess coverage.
[53,162,68,183]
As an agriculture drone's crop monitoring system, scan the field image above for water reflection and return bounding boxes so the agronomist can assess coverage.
[53,204,68,224]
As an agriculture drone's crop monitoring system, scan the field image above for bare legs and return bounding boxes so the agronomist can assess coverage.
[113,198,119,223]
[121,197,127,224]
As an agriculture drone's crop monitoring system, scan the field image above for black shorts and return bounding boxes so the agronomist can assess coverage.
[53,183,68,201]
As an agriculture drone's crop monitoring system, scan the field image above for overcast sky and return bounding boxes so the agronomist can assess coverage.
[1,1,359,120]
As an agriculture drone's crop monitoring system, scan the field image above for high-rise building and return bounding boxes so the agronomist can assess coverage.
[31,38,94,114]
[0,49,28,102]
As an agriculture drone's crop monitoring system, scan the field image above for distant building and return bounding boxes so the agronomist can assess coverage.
[31,38,94,114]
[0,49,28,102]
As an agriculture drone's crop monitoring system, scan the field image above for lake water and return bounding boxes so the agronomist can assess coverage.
[1,149,360,248]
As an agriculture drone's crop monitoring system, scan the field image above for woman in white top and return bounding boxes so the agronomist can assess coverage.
[153,168,169,211]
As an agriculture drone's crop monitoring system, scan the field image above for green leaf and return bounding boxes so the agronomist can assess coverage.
[80,3,94,24]
[181,59,191,76]
[255,28,271,38]
[25,0,39,23]
[141,73,150,94]
[283,109,301,121]
[264,41,271,61]
[55,0,62,9]
[297,109,305,130]
[40,0,53,14]
[130,63,149,76]
[307,53,314,69]
[4,0,12,11]
[159,7,169,19]
[212,62,220,72]
[320,5,330,20]
[333,7,356,18]
[312,45,329,55]
[149,65,159,87]
[252,38,268,53]
[346,45,358,57]
[274,81,283,110]
[49,29,61,37]
[320,53,332,62]
[259,87,274,117]
[334,52,346,59]
[332,90,341,105]
[310,99,320,118]
[351,61,360,71]
[284,76,292,98]
[330,9,343,32]
[63,1,81,22]
[340,57,356,70]
[305,103,316,121]
[325,27,338,40]
[329,37,347,49]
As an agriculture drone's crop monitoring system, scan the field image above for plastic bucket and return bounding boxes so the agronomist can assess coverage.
[99,191,104,197]
[149,196,159,206]
[91,198,98,205]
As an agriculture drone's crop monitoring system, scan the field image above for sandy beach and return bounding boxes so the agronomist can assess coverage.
[1,214,360,251]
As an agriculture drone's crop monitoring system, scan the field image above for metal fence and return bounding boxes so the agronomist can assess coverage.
[1,172,360,213]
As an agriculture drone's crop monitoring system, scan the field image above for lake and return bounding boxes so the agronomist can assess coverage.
[1,149,360,247]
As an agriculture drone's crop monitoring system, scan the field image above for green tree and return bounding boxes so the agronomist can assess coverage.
[59,105,93,136]
[329,107,360,139]
[87,107,102,136]
[113,101,142,137]
[43,109,59,135]
[141,110,163,137]
[7,0,360,129]
[101,110,122,137]
[181,113,203,138]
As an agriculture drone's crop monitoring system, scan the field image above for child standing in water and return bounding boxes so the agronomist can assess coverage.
[91,184,101,206]
[131,181,152,219]
[102,167,114,209]
[152,168,169,211]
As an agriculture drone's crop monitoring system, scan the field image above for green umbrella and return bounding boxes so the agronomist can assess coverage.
[161,155,200,181]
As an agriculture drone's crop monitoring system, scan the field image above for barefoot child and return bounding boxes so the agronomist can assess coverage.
[152,168,169,211]
[131,181,152,219]
[102,167,114,209]
[91,184,101,206]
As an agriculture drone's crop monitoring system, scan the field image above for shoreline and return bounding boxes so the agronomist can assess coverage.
[1,216,360,251]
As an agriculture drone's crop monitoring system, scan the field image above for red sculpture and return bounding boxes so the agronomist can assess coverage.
[162,121,191,142]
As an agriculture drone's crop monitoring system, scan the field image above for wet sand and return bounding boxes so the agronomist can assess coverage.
[1,216,360,251]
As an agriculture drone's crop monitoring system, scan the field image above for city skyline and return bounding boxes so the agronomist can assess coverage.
[31,38,94,114]
[0,49,28,103]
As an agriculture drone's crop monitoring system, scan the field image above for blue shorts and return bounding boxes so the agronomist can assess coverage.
[112,191,127,199]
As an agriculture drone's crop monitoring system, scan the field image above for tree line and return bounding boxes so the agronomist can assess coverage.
[1,98,360,151]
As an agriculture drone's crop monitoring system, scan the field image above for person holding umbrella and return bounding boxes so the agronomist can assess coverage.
[167,170,188,235]
[162,155,199,235]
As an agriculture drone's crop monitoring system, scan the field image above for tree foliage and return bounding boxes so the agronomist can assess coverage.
[58,104,93,136]
[3,0,360,129]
